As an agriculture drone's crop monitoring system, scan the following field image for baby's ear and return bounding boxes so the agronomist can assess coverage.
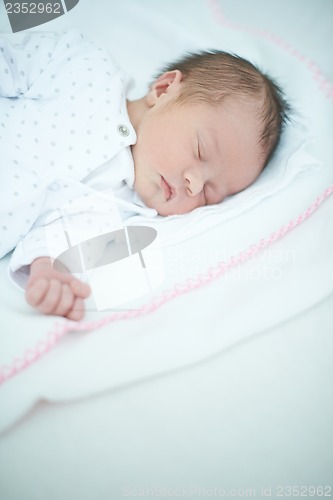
[146,70,183,107]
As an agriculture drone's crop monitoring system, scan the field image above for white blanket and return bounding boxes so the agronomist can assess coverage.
[0,0,332,434]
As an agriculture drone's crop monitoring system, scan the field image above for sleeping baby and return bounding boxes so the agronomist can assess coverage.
[0,29,289,320]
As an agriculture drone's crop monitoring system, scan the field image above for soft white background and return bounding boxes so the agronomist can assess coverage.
[0,1,332,499]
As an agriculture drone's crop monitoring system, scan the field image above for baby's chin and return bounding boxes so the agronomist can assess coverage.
[140,194,174,216]
[154,202,192,217]
[143,197,168,216]
[133,183,163,214]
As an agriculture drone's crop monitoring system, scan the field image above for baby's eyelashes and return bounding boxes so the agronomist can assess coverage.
[196,131,206,161]
[202,185,208,204]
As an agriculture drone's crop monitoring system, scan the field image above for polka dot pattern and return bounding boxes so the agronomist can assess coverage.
[0,28,138,265]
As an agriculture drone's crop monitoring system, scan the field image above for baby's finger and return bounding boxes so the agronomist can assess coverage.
[37,278,62,315]
[25,278,49,307]
[70,279,91,299]
[53,283,75,318]
[66,296,85,321]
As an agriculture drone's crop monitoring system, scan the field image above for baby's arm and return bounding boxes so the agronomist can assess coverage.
[26,257,91,321]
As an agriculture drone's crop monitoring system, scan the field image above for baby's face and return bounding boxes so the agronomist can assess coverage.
[131,92,264,216]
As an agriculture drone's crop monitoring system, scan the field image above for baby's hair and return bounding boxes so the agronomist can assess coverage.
[157,50,291,167]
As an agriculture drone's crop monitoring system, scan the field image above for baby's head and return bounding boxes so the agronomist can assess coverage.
[128,50,290,216]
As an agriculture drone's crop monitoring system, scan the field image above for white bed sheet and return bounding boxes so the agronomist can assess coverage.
[0,0,332,497]
[1,291,332,498]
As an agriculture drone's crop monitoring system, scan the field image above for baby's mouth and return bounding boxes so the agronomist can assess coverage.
[161,176,175,201]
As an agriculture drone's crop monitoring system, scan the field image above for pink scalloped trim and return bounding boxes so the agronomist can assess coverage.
[1,184,332,385]
[207,0,333,102]
[1,4,332,386]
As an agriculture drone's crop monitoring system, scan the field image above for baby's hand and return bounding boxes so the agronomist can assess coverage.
[25,257,91,321]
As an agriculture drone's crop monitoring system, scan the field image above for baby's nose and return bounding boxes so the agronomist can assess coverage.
[185,175,204,197]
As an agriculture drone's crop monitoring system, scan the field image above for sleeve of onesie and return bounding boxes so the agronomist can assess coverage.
[0,31,58,97]
[1,30,142,288]
[0,29,90,99]
[8,190,125,289]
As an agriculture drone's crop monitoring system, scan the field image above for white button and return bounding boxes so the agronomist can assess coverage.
[117,124,130,137]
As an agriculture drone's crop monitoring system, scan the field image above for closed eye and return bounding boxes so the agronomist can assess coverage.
[203,185,208,205]
[197,142,201,160]
[197,131,205,161]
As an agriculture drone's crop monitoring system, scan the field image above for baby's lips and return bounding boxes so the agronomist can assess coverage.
[161,176,176,201]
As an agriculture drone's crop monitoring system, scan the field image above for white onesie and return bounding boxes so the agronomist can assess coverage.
[0,29,156,287]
